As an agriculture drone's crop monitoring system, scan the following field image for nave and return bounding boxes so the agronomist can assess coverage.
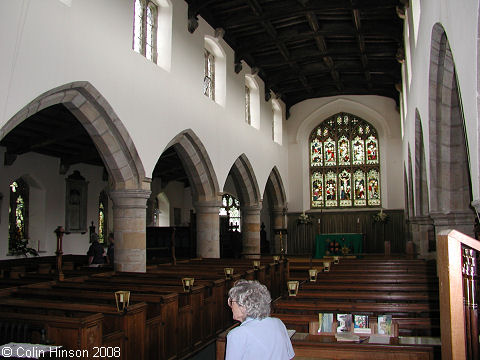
[0,252,444,360]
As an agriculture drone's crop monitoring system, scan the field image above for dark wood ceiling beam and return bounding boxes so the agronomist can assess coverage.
[213,2,399,28]
[304,12,343,91]
[60,147,102,167]
[232,23,401,49]
[4,125,88,156]
[245,0,312,94]
[351,6,372,89]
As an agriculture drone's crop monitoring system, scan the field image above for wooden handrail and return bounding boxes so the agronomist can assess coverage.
[437,229,480,360]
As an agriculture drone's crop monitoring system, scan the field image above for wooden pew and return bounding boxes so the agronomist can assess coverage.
[0,306,104,359]
[0,298,145,358]
[86,273,220,350]
[273,298,437,317]
[215,326,437,360]
[272,312,440,337]
[10,283,177,360]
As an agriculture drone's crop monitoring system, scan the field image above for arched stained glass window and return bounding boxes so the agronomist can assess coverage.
[219,194,241,231]
[98,191,108,244]
[8,178,29,253]
[310,112,381,208]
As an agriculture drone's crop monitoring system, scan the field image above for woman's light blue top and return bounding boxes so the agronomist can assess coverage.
[226,317,295,360]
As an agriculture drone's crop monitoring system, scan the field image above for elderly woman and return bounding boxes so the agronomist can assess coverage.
[226,279,294,360]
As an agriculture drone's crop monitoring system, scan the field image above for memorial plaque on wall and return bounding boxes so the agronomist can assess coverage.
[65,170,88,233]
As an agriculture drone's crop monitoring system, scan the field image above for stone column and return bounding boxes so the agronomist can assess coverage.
[110,189,151,272]
[430,211,476,238]
[195,200,221,258]
[272,207,287,254]
[409,215,434,259]
[242,204,262,258]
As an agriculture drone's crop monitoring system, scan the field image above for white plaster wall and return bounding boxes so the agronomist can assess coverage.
[401,0,480,202]
[287,96,404,212]
[0,0,289,207]
[0,147,107,259]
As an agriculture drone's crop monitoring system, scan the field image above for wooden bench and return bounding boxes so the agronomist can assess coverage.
[215,327,438,360]
[0,297,149,359]
[0,306,105,359]
[273,298,438,317]
[9,284,174,360]
[272,313,440,337]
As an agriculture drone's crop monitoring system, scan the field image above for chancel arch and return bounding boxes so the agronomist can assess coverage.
[428,24,475,236]
[0,82,150,271]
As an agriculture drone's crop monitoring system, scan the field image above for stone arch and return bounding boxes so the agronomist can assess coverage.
[226,154,261,207]
[407,145,414,220]
[414,109,429,217]
[1,81,150,271]
[264,166,288,254]
[164,129,220,203]
[1,81,146,190]
[163,129,220,258]
[428,23,474,235]
[265,166,287,210]
[224,154,261,257]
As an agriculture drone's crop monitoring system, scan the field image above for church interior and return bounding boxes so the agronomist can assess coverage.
[0,0,479,359]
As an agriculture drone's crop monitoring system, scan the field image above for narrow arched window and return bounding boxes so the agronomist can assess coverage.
[310,112,381,208]
[8,178,29,253]
[219,194,241,231]
[98,191,108,243]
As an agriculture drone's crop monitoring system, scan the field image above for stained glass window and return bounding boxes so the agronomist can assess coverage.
[204,49,215,100]
[309,112,381,208]
[133,0,158,62]
[8,178,29,253]
[98,191,108,244]
[219,194,241,231]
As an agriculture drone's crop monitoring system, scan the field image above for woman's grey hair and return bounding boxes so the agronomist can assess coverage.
[228,279,271,319]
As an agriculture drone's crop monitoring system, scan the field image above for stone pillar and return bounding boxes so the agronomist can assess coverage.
[242,205,262,258]
[110,189,151,272]
[410,215,434,259]
[195,200,221,258]
[272,207,287,254]
[430,211,476,238]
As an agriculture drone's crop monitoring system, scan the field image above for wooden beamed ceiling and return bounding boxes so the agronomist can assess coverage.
[0,104,104,172]
[186,0,405,112]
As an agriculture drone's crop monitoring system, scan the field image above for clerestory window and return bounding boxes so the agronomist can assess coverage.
[133,0,158,62]
[204,49,215,100]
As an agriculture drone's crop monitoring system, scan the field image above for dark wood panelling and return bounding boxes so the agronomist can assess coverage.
[287,210,405,255]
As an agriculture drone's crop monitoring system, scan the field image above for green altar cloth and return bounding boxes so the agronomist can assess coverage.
[314,233,363,258]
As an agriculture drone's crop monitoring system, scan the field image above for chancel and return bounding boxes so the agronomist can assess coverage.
[0,0,478,359]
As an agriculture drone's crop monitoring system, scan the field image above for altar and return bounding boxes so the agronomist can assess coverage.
[314,233,363,258]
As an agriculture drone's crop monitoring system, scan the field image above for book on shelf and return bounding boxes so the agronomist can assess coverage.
[317,313,334,333]
[336,313,352,333]
[353,314,371,334]
[335,332,360,342]
[377,315,393,335]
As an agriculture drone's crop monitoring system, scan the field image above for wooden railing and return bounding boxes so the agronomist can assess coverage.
[437,229,479,360]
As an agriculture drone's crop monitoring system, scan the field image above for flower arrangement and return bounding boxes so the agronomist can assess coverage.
[373,209,389,223]
[8,229,39,257]
[297,211,312,224]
